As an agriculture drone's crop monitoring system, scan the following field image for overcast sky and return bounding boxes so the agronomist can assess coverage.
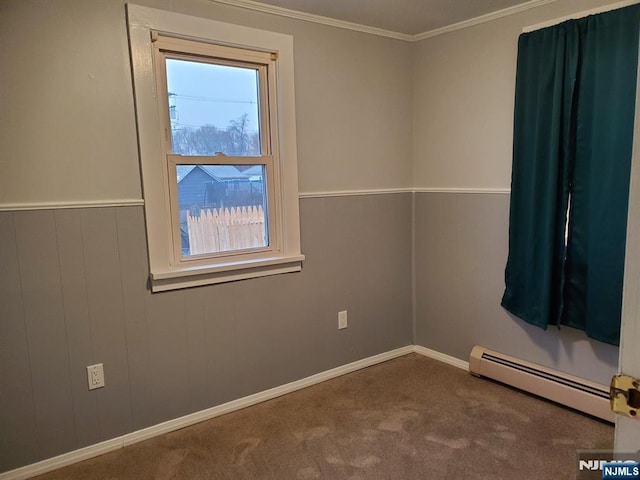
[165,59,260,134]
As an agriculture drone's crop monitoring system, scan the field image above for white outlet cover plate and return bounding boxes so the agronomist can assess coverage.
[87,363,105,390]
[338,310,348,329]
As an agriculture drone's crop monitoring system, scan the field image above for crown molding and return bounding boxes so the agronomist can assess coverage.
[210,0,562,42]
[209,0,413,41]
[522,0,640,33]
[414,0,561,40]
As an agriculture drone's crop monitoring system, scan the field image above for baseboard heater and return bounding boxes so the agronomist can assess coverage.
[469,346,614,423]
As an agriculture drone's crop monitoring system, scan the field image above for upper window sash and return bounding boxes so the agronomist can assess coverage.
[152,34,276,158]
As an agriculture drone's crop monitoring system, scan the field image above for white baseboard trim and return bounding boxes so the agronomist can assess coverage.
[0,345,414,480]
[0,438,123,480]
[123,345,414,447]
[413,345,469,371]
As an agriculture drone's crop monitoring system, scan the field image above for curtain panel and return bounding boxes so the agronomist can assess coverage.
[502,4,640,346]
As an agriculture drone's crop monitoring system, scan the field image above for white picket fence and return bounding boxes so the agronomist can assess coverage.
[186,206,266,255]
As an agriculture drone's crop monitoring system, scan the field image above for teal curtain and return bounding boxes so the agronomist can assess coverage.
[501,5,640,346]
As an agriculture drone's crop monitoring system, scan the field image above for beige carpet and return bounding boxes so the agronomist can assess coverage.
[34,354,613,480]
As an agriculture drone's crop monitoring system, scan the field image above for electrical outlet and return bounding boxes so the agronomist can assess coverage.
[338,310,348,330]
[87,363,105,390]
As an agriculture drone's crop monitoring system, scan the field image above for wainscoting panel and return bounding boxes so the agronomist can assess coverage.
[0,213,38,470]
[53,210,101,448]
[80,208,134,440]
[0,193,413,474]
[115,207,155,431]
[13,211,77,461]
[413,192,618,386]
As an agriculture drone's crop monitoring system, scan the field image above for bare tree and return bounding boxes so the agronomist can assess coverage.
[171,114,259,156]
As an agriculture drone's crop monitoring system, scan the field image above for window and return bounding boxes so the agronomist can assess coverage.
[157,37,276,260]
[127,5,304,292]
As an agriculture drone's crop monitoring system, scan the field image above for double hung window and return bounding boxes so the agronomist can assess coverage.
[155,37,277,261]
[128,5,303,292]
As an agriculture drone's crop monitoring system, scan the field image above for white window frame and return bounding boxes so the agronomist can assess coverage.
[155,36,279,264]
[127,4,304,292]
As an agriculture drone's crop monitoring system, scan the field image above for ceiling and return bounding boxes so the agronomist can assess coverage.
[242,0,543,36]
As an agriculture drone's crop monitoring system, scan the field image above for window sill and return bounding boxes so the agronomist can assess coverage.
[150,254,305,292]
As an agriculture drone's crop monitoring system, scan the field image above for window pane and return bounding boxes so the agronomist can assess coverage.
[166,59,261,156]
[176,164,268,257]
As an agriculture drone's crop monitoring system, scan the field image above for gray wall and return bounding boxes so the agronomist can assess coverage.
[0,195,413,472]
[411,0,623,385]
[0,0,413,205]
[413,193,619,385]
[411,0,625,189]
[0,0,414,473]
[0,0,628,474]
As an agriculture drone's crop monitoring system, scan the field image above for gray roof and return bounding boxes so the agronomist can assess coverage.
[177,164,263,183]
